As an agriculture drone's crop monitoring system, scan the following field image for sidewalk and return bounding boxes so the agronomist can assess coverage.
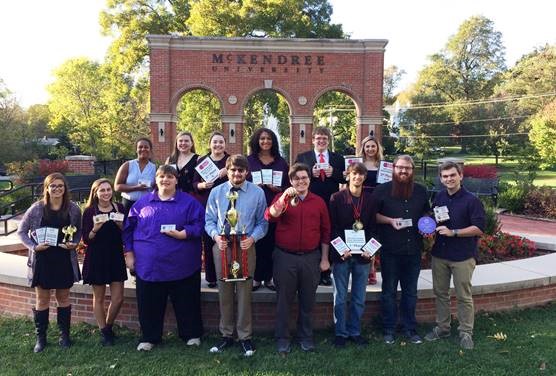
[499,213,556,251]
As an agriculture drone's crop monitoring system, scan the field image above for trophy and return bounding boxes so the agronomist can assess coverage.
[61,225,77,243]
[220,191,250,282]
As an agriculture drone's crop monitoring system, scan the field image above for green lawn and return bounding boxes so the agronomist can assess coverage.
[2,303,555,375]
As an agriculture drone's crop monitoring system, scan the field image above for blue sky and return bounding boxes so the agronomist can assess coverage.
[1,0,554,107]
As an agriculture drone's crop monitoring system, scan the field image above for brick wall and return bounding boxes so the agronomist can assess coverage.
[2,282,555,333]
[66,156,96,175]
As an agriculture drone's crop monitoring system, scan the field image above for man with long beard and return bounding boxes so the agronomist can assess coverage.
[373,155,430,345]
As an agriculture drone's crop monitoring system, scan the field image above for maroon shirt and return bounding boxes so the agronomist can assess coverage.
[265,192,331,252]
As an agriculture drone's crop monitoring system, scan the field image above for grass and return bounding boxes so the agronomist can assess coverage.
[2,303,556,375]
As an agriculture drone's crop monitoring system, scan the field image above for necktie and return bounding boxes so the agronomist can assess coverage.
[319,153,325,181]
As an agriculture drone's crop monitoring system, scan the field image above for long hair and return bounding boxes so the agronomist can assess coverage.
[168,131,196,164]
[42,172,71,217]
[357,136,384,166]
[85,178,114,209]
[248,128,280,157]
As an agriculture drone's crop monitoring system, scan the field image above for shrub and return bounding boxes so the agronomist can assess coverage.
[38,159,69,176]
[478,232,536,263]
[464,165,497,179]
[5,160,39,184]
[523,187,556,219]
[483,203,501,235]
[498,185,528,212]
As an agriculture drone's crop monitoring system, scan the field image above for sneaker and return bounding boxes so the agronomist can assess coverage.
[320,275,332,286]
[137,342,154,351]
[334,336,346,348]
[186,338,201,346]
[424,326,451,342]
[240,339,255,357]
[459,332,474,350]
[276,339,291,354]
[404,330,423,344]
[348,335,369,346]
[383,333,395,345]
[299,339,315,352]
[209,337,234,353]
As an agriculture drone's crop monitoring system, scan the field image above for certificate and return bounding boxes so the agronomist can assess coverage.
[35,228,47,243]
[331,236,350,256]
[434,206,450,222]
[344,155,363,170]
[315,162,330,171]
[109,212,125,222]
[398,218,413,228]
[93,214,109,224]
[362,237,382,256]
[377,161,393,184]
[272,171,283,187]
[344,230,366,253]
[138,178,152,188]
[160,224,176,232]
[261,169,273,185]
[195,158,219,183]
[45,227,59,246]
[251,171,262,185]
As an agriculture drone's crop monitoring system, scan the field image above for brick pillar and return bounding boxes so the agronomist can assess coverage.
[149,114,177,163]
[289,115,313,162]
[65,155,96,175]
[356,116,383,148]
[221,115,244,155]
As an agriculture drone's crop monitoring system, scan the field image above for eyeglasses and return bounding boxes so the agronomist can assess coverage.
[292,176,309,181]
[48,184,65,190]
[229,168,246,173]
[394,165,413,171]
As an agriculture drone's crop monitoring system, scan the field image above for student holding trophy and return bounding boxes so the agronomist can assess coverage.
[17,173,82,352]
[205,155,268,357]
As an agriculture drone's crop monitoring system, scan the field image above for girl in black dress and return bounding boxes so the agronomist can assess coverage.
[17,173,82,352]
[82,178,127,345]
[165,131,199,193]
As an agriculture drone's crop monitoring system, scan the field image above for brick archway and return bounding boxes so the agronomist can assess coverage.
[148,36,387,161]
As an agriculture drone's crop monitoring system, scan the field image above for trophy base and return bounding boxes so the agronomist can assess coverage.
[220,276,251,283]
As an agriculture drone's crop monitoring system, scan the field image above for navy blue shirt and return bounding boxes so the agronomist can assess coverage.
[373,182,430,256]
[431,187,486,262]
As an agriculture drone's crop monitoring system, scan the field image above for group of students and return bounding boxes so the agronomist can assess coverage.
[18,125,485,355]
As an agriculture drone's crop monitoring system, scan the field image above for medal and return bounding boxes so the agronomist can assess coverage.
[353,220,364,231]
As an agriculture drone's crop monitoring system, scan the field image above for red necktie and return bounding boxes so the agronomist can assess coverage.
[319,153,325,181]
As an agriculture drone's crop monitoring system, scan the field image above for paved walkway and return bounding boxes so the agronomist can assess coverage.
[499,213,556,251]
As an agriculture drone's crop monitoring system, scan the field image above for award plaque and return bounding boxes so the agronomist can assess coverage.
[418,216,436,236]
[220,191,250,282]
[433,206,450,223]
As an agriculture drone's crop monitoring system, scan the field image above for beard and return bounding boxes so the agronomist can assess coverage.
[391,172,414,199]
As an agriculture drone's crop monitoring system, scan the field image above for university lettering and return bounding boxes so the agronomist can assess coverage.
[212,53,325,66]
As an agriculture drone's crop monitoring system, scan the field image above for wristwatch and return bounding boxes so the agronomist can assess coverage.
[453,229,459,237]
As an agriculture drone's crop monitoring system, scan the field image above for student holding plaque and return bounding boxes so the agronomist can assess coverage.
[205,155,268,357]
[165,131,199,193]
[17,173,82,353]
[373,155,430,346]
[329,162,377,348]
[115,138,156,214]
[247,128,289,291]
[424,161,485,350]
[81,178,127,346]
[123,165,205,351]
[357,135,384,285]
[193,131,230,288]
[294,126,345,286]
[265,163,331,354]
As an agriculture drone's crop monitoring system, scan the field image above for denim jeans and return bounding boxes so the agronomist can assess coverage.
[380,252,421,334]
[332,258,370,337]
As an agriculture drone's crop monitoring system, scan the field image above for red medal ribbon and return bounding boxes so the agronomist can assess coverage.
[347,190,364,222]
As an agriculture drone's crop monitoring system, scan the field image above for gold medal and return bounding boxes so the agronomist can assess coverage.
[353,220,364,231]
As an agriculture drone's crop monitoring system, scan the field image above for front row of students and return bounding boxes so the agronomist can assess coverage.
[18,155,485,354]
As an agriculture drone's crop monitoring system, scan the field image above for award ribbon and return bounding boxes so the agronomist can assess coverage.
[347,190,364,231]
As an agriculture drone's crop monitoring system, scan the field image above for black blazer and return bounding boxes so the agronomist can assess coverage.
[295,150,345,205]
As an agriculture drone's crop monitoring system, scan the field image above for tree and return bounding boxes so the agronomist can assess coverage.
[401,16,506,154]
[529,99,556,168]
[383,65,405,106]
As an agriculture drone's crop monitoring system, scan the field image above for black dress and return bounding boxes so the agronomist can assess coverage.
[364,169,379,193]
[82,203,128,285]
[32,210,74,289]
[175,154,198,193]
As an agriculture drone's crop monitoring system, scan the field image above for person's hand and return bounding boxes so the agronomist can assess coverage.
[390,218,403,230]
[216,236,228,251]
[219,168,227,178]
[92,220,105,233]
[137,183,149,191]
[163,229,187,240]
[320,258,330,272]
[125,252,135,272]
[267,184,281,193]
[361,252,373,260]
[436,225,455,237]
[312,166,320,178]
[60,242,77,250]
[341,250,352,260]
[34,243,49,252]
[325,166,333,178]
[199,181,214,190]
[240,236,255,250]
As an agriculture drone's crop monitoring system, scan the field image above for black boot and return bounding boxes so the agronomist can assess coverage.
[100,326,115,346]
[105,323,117,339]
[32,308,49,353]
[57,306,72,348]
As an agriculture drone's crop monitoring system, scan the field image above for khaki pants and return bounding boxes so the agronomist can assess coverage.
[212,243,256,340]
[431,256,476,335]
